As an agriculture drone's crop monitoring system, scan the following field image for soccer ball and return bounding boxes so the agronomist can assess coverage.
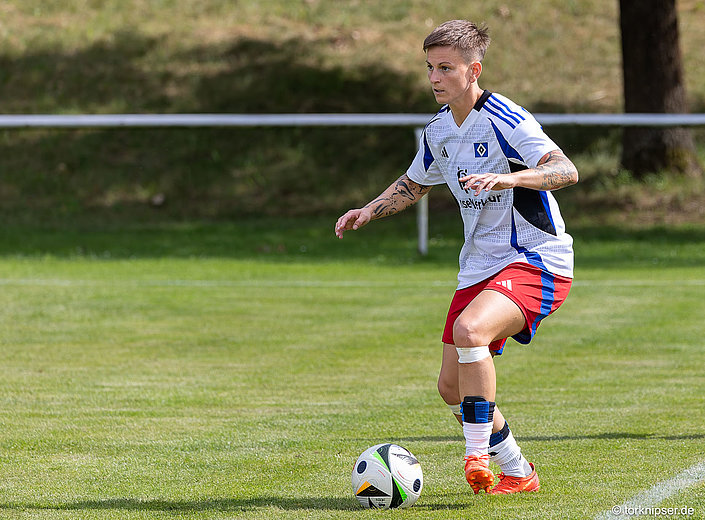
[351,443,423,509]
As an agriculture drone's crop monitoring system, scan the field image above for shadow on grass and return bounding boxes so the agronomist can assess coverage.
[2,496,358,512]
[520,432,705,442]
[0,213,462,265]
[0,496,478,513]
[0,216,704,269]
[398,432,705,443]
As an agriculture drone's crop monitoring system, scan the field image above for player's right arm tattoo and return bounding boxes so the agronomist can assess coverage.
[533,150,579,190]
[364,174,432,219]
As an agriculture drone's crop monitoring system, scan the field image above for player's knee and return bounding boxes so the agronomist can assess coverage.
[452,317,491,347]
[437,376,459,405]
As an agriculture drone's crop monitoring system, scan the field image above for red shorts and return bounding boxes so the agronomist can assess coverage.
[442,262,572,354]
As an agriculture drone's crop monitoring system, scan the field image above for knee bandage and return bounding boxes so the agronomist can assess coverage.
[456,346,491,363]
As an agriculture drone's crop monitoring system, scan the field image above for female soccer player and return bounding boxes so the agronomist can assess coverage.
[335,20,578,495]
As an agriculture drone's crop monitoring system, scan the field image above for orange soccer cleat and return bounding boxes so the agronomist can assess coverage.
[488,463,540,495]
[464,454,495,494]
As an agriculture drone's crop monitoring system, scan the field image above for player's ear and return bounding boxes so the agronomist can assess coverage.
[470,61,482,82]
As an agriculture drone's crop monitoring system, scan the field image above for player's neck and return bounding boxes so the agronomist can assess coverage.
[449,85,484,127]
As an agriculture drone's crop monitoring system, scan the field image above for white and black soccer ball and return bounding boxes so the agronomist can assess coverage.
[351,443,423,509]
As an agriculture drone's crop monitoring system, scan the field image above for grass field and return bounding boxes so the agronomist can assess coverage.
[0,215,703,519]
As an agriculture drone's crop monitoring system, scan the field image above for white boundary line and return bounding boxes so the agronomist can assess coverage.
[595,460,705,519]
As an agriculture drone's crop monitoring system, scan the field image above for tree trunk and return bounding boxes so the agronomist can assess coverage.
[619,0,701,178]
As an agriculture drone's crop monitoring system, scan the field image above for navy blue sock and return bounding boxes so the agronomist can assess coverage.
[490,420,510,447]
[489,421,510,456]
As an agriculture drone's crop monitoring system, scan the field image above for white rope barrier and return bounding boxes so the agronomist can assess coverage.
[0,113,704,128]
[2,111,702,256]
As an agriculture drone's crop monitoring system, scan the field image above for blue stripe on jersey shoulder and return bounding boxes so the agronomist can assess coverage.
[482,103,517,129]
[423,131,434,171]
[426,105,450,127]
[489,119,524,163]
[420,105,449,171]
[487,95,525,123]
[486,98,522,126]
[483,95,528,129]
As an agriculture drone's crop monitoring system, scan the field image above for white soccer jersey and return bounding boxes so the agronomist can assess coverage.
[406,90,574,289]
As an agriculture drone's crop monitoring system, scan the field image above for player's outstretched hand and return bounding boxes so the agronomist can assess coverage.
[334,208,372,239]
[459,172,517,196]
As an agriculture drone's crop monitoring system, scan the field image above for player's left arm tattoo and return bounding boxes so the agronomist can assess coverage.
[533,150,579,190]
[364,174,432,219]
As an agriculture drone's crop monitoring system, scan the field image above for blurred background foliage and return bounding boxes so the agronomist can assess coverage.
[0,0,703,225]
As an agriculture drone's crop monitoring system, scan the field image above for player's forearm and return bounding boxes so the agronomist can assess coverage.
[364,173,432,220]
[514,150,579,191]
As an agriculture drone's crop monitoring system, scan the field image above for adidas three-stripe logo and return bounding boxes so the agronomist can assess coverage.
[496,280,513,291]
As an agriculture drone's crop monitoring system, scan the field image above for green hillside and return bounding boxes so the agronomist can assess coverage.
[0,0,703,224]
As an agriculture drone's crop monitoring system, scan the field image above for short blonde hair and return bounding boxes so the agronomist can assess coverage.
[423,20,490,63]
